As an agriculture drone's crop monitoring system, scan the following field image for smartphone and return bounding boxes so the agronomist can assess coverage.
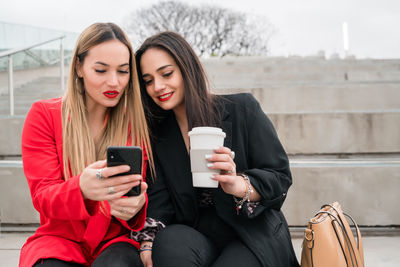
[107,146,142,196]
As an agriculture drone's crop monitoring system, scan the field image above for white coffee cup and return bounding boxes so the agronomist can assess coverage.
[188,127,226,188]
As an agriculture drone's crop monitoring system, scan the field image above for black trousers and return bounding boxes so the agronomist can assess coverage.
[152,208,262,267]
[33,242,143,267]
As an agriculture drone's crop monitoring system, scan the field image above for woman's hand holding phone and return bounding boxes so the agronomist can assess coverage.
[108,182,148,221]
[79,160,142,201]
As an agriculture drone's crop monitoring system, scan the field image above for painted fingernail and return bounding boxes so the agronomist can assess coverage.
[207,163,214,168]
[205,154,212,159]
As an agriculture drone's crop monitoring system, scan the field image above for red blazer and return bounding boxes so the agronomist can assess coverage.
[19,98,147,267]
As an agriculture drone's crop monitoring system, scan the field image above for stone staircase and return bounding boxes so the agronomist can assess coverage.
[0,76,64,116]
[0,57,399,227]
[206,57,400,226]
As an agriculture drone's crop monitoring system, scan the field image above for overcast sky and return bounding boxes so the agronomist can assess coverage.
[1,0,399,58]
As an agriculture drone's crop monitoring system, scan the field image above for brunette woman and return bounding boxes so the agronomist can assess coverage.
[133,31,299,267]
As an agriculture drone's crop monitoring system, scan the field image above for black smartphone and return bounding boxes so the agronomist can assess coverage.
[107,146,142,196]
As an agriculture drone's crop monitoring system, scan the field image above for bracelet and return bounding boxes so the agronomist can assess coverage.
[233,173,253,214]
[139,244,152,253]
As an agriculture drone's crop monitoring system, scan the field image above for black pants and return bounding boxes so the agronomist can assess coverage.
[152,208,262,267]
[33,242,143,267]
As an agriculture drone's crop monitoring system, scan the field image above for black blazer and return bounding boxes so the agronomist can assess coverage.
[147,93,299,267]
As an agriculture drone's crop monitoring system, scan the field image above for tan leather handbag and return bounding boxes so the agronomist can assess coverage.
[300,202,364,267]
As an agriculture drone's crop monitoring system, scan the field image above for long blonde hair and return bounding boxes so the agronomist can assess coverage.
[62,22,153,179]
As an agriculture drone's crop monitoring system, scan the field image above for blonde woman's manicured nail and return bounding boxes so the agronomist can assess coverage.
[207,163,214,168]
[205,154,212,159]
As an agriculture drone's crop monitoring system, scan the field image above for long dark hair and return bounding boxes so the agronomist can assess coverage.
[135,31,219,131]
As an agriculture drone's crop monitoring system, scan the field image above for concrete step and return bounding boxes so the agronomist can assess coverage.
[0,76,64,115]
[0,94,63,115]
[1,110,399,156]
[1,157,399,225]
[203,57,400,83]
[282,157,400,226]
[3,81,399,115]
[1,232,400,266]
[0,116,25,156]
[213,82,400,113]
[269,110,400,155]
[0,161,39,224]
[0,65,67,95]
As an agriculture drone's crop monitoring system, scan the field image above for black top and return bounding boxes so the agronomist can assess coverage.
[146,93,299,267]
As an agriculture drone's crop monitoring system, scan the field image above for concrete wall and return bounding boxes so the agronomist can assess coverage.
[2,111,399,157]
[1,57,399,226]
[213,83,400,113]
[2,160,399,225]
[202,57,400,84]
[0,116,24,157]
[0,162,39,223]
[269,111,400,155]
[283,163,400,226]
[0,65,65,96]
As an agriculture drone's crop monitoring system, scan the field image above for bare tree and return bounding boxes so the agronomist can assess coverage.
[124,1,275,57]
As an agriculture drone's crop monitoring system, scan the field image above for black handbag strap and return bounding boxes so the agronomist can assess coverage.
[314,210,350,266]
[316,206,360,267]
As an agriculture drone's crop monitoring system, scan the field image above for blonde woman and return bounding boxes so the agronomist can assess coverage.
[19,23,152,267]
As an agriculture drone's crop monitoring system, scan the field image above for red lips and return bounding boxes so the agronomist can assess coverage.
[103,91,119,98]
[158,92,174,102]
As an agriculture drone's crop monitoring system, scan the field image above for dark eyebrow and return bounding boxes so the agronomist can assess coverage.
[142,64,173,78]
[94,61,129,67]
[156,64,172,72]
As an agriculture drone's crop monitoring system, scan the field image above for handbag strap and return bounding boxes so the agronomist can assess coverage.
[343,212,364,266]
[314,210,350,265]
[323,203,364,267]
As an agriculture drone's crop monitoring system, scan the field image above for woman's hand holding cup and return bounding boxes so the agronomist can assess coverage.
[207,146,261,202]
[206,146,245,197]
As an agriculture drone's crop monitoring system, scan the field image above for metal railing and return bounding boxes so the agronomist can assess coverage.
[0,35,66,115]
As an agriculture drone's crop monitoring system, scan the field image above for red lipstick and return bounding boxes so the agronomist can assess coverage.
[103,91,119,98]
[158,92,174,102]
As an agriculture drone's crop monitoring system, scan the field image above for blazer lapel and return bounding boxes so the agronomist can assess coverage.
[152,102,233,224]
[221,104,232,149]
[154,113,198,224]
[213,98,237,212]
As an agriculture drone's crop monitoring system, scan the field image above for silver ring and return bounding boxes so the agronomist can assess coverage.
[121,207,126,213]
[230,151,235,160]
[224,167,235,175]
[108,186,115,194]
[96,169,103,180]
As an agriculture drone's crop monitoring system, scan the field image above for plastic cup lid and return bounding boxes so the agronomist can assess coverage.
[188,127,226,137]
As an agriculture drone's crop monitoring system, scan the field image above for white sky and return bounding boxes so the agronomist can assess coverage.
[1,0,400,58]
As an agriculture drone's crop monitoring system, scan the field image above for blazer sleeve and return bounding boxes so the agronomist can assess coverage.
[21,101,96,221]
[239,94,292,216]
